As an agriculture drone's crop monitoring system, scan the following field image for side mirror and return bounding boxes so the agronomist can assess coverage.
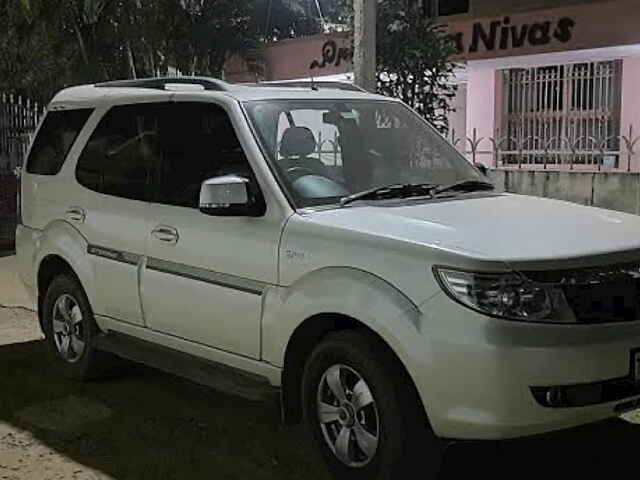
[474,163,489,176]
[199,175,261,216]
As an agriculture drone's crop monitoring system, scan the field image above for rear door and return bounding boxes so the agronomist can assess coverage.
[74,103,165,324]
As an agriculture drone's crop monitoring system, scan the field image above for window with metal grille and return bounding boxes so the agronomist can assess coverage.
[500,61,622,167]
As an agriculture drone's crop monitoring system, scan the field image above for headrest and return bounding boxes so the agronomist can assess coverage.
[280,127,316,157]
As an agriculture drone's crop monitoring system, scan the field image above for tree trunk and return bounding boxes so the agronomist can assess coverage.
[145,43,155,76]
[126,41,137,79]
[74,22,89,66]
[190,54,198,76]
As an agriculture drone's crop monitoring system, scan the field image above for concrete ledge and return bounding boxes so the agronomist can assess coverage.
[494,170,640,215]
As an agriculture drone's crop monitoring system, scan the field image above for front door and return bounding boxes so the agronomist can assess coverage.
[141,100,281,359]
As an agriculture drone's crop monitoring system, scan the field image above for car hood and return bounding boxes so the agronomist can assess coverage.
[304,194,640,263]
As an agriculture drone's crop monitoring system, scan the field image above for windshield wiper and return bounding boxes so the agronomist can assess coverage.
[340,182,437,207]
[431,179,495,197]
[340,180,494,207]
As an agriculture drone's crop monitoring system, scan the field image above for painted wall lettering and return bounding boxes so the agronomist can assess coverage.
[469,21,500,53]
[553,17,575,43]
[310,40,354,70]
[455,16,576,55]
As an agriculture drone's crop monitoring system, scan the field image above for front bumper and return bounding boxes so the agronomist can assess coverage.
[414,292,640,440]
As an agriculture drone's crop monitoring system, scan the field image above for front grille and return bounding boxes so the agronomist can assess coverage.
[524,261,640,324]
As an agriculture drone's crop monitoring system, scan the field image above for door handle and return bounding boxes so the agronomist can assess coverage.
[65,206,86,223]
[151,225,179,244]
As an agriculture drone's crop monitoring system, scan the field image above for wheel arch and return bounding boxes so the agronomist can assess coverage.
[280,312,427,426]
[35,221,95,330]
[264,268,429,425]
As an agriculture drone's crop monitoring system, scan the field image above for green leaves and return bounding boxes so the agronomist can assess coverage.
[17,0,33,22]
[376,0,458,133]
[81,0,105,24]
[1,0,268,101]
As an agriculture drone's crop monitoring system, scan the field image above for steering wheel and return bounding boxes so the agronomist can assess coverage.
[286,166,317,179]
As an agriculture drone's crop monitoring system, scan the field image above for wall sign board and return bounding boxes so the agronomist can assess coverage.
[448,0,640,61]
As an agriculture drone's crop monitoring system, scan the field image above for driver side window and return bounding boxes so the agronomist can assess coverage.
[154,103,258,209]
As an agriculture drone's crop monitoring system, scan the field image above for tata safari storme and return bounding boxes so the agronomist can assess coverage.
[16,77,640,479]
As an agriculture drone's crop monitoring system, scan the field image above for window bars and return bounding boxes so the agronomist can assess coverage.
[499,61,622,168]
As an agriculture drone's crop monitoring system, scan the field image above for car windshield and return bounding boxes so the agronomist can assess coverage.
[244,99,487,208]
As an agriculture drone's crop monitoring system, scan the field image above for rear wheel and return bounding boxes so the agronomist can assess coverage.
[303,330,445,480]
[42,273,115,380]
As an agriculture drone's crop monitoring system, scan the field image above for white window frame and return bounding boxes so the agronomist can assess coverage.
[498,60,623,168]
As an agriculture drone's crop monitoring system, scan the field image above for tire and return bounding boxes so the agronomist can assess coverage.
[42,273,115,380]
[302,330,445,480]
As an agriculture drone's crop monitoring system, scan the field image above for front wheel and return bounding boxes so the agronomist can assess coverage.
[302,331,445,480]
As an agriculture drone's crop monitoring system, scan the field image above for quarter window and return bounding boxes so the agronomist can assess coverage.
[26,109,92,175]
[76,104,162,201]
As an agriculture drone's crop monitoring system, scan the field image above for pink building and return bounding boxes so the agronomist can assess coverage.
[230,0,640,172]
[451,0,640,172]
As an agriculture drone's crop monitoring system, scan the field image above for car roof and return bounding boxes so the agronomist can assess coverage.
[49,77,395,109]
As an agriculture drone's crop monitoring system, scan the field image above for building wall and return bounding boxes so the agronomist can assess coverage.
[464,55,640,171]
[456,0,640,171]
[448,83,467,145]
[621,57,640,172]
[263,33,352,81]
[465,66,497,166]
[471,0,607,17]
[449,0,640,62]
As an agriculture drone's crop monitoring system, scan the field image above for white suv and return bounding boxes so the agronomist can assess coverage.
[16,77,640,479]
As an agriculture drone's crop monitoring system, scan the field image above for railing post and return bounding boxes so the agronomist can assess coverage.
[471,128,477,165]
[517,138,523,170]
[466,128,484,166]
[543,138,552,170]
[492,128,500,168]
[627,125,635,172]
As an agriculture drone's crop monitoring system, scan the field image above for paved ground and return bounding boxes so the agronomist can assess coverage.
[0,254,34,310]
[1,255,640,479]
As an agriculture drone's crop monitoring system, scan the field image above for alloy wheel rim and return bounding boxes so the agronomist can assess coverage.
[316,364,379,468]
[52,294,86,363]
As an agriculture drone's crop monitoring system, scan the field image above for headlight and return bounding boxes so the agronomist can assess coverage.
[434,268,576,323]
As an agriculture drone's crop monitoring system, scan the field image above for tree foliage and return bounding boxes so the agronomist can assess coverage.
[0,0,320,104]
[376,0,458,133]
[0,0,458,129]
[257,0,320,40]
[315,0,458,133]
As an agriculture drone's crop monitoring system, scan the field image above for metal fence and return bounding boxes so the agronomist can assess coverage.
[451,125,640,172]
[0,93,44,172]
[0,93,43,249]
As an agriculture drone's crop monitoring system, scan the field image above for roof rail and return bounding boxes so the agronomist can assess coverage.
[95,76,230,91]
[246,81,366,93]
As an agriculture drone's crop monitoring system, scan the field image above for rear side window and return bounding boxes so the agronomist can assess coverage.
[26,109,93,175]
[76,104,163,201]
